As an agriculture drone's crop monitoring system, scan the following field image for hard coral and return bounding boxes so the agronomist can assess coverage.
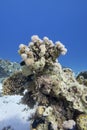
[18,35,67,74]
[3,71,28,95]
[76,71,87,87]
[76,114,87,130]
[3,35,87,130]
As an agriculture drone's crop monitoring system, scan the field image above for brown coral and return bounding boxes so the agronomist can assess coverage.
[3,71,28,95]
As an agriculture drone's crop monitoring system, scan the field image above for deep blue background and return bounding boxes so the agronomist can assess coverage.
[0,0,87,72]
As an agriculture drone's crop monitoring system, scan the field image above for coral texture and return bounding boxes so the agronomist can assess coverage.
[2,35,87,130]
[76,114,87,130]
[76,71,87,87]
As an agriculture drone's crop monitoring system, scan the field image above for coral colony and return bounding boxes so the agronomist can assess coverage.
[3,35,87,130]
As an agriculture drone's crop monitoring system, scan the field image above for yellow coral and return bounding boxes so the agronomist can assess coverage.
[37,106,45,116]
[76,114,87,130]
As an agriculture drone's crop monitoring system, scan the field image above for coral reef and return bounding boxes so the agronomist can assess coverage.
[2,35,87,130]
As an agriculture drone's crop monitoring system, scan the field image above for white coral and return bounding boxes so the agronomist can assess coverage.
[43,36,49,42]
[39,44,46,56]
[63,120,76,129]
[25,47,30,53]
[19,44,26,49]
[55,41,65,49]
[43,37,54,46]
[55,41,67,55]
[21,53,27,60]
[61,48,67,55]
[31,35,40,43]
[28,42,34,47]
